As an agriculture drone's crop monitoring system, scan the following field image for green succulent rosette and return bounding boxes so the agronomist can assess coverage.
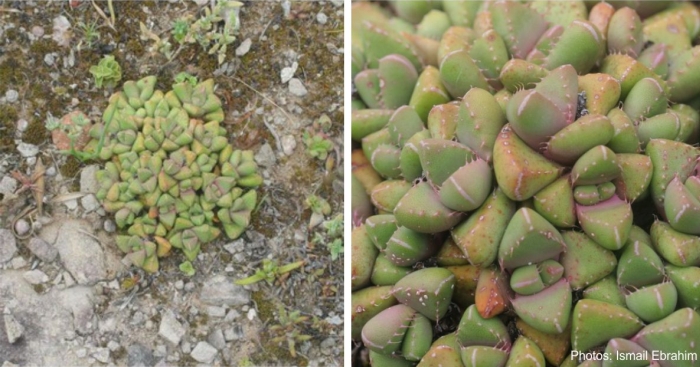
[91,76,262,272]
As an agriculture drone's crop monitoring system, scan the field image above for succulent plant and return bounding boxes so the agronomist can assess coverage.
[89,76,262,272]
[352,1,700,366]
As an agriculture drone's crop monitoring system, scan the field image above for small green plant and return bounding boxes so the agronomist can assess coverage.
[235,259,304,285]
[76,20,101,51]
[174,72,198,86]
[172,18,190,44]
[269,306,313,358]
[140,22,175,60]
[328,238,344,261]
[89,55,122,89]
[44,113,61,131]
[179,261,196,276]
[323,214,343,238]
[302,132,334,161]
[305,194,331,216]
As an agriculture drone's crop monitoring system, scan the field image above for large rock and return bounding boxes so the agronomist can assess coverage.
[199,275,250,306]
[0,229,17,263]
[52,220,106,284]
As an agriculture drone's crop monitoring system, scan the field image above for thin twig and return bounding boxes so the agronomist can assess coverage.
[263,119,283,152]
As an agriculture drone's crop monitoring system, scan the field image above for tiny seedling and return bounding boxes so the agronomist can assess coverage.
[305,194,331,216]
[302,132,333,161]
[269,306,313,358]
[328,238,344,261]
[76,20,101,50]
[235,259,304,285]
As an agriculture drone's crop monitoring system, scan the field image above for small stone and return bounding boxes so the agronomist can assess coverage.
[26,237,58,263]
[254,143,276,168]
[174,280,184,290]
[224,325,243,341]
[81,194,101,213]
[11,257,27,270]
[23,269,49,284]
[190,342,218,364]
[181,341,191,354]
[64,199,78,210]
[17,142,39,157]
[31,26,44,37]
[16,119,28,133]
[200,275,250,306]
[76,348,88,358]
[4,313,24,344]
[44,53,55,66]
[107,341,120,351]
[288,78,308,97]
[103,219,116,233]
[326,314,343,325]
[247,308,257,321]
[235,38,252,56]
[0,176,18,197]
[3,362,20,367]
[14,219,31,237]
[127,343,154,367]
[159,310,186,345]
[316,12,328,24]
[184,282,195,292]
[45,165,57,176]
[207,329,226,350]
[64,271,75,287]
[206,306,226,318]
[4,89,18,103]
[223,239,245,254]
[0,229,17,263]
[80,165,100,194]
[154,344,167,357]
[92,348,110,363]
[224,309,241,322]
[281,135,297,156]
[320,337,335,352]
[281,62,298,83]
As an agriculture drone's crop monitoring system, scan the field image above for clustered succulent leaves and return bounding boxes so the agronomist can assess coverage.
[352,1,700,366]
[88,75,262,273]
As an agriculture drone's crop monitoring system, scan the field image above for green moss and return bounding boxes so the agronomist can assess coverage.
[28,38,59,55]
[60,156,81,179]
[0,57,21,95]
[22,119,50,145]
[0,105,18,152]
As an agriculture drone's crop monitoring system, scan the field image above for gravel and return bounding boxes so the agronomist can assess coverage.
[199,275,250,306]
[0,229,17,263]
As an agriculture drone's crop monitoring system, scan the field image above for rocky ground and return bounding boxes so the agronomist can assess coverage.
[0,0,344,366]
